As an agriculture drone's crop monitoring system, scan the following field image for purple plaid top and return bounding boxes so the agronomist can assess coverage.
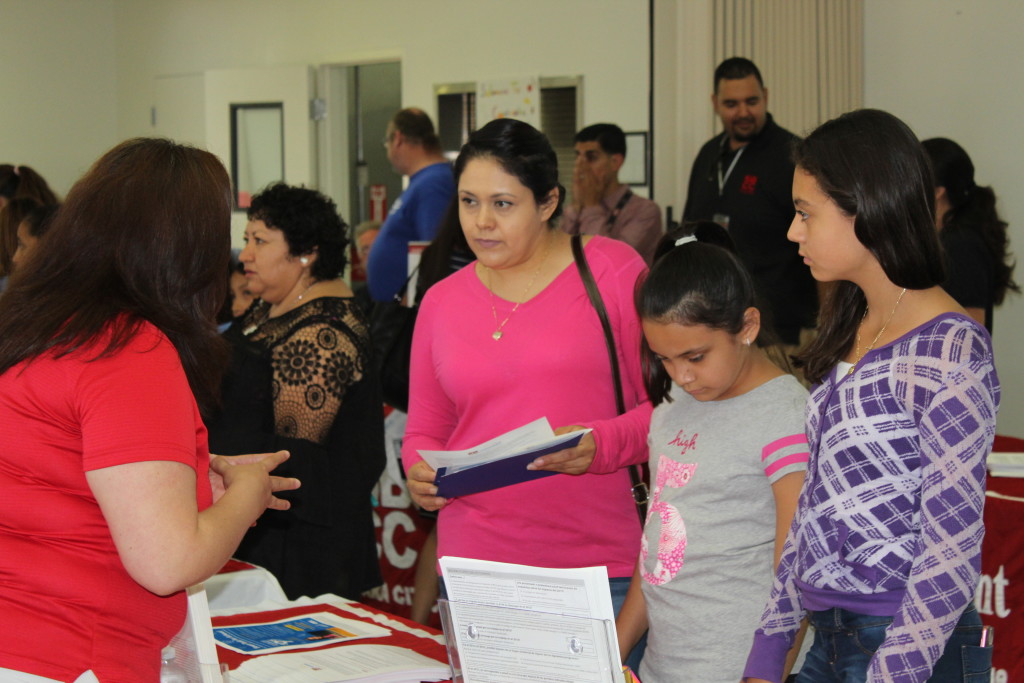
[744,313,1000,683]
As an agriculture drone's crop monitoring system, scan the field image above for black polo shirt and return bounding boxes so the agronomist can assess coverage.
[683,114,817,344]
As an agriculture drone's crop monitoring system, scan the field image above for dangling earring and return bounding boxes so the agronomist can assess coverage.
[300,257,309,266]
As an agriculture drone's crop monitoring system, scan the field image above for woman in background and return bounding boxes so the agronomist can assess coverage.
[0,138,297,682]
[208,183,385,601]
[923,137,1018,332]
[0,164,59,292]
[10,202,59,272]
[0,197,41,287]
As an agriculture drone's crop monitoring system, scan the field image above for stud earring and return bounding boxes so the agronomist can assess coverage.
[744,338,751,346]
[300,257,309,266]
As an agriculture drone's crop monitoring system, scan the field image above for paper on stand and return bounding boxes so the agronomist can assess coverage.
[439,557,623,683]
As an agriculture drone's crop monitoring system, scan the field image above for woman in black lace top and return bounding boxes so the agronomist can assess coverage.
[208,183,385,600]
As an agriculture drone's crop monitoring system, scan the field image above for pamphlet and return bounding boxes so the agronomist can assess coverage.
[439,557,622,683]
[418,417,591,498]
[214,612,390,655]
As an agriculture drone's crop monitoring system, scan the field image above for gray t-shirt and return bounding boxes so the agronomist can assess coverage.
[640,374,808,683]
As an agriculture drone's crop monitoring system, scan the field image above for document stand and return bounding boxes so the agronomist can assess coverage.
[438,598,622,683]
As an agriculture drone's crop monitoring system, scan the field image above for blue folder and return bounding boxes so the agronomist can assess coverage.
[433,431,587,498]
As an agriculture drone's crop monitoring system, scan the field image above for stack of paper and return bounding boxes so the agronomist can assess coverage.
[989,452,1024,478]
[225,644,448,682]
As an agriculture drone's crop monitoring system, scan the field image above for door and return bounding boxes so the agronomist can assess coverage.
[204,65,317,243]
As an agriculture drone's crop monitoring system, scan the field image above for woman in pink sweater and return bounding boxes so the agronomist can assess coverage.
[401,118,652,618]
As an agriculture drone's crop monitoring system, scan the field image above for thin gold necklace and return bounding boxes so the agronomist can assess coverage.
[849,287,907,376]
[246,280,317,335]
[486,243,551,341]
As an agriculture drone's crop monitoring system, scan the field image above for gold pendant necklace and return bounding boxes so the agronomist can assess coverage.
[487,241,551,341]
[848,287,907,376]
[245,280,317,336]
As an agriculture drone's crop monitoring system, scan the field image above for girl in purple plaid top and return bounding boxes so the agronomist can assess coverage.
[743,109,999,683]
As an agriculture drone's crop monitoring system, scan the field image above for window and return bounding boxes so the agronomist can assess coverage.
[435,77,582,191]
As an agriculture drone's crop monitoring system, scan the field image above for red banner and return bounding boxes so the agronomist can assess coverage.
[980,489,1023,682]
[361,409,441,629]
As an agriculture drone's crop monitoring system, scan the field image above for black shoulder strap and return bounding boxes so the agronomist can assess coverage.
[571,235,648,524]
[571,236,625,415]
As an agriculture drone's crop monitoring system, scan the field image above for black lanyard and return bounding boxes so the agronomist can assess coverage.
[604,189,634,231]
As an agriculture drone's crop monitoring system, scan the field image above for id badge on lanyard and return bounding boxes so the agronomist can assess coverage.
[715,143,745,231]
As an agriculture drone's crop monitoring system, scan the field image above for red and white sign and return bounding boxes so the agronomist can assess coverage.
[369,184,388,222]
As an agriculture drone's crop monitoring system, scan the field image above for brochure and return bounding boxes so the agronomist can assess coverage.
[214,612,390,655]
[418,417,591,498]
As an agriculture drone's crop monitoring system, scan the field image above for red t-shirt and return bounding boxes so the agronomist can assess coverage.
[0,321,212,682]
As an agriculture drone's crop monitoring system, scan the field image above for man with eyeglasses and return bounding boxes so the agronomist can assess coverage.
[368,108,453,302]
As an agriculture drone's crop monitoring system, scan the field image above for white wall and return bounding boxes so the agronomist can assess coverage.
[864,0,1024,435]
[0,0,118,196]
[111,0,651,143]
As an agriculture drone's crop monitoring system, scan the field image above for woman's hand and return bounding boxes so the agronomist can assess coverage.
[209,451,301,511]
[407,460,449,511]
[527,425,596,475]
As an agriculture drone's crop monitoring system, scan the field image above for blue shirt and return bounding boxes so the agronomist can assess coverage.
[367,162,454,302]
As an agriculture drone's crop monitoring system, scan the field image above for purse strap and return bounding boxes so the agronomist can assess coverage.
[570,235,649,525]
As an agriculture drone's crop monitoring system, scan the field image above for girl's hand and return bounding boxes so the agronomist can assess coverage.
[209,451,300,511]
[407,460,449,511]
[528,426,595,475]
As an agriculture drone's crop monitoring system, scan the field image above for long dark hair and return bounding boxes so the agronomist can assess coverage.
[453,118,565,225]
[636,224,761,406]
[793,110,943,384]
[0,138,232,416]
[923,137,1018,305]
[0,164,59,205]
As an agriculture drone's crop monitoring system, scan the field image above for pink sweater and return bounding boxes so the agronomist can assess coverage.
[402,236,651,577]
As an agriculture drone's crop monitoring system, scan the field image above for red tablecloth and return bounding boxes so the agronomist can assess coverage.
[981,435,1024,681]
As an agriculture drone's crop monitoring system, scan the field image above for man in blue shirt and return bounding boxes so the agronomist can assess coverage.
[367,108,454,302]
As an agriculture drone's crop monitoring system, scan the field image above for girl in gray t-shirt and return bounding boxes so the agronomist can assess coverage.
[617,229,808,683]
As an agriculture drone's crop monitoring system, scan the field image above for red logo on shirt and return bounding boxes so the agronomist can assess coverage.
[740,174,758,194]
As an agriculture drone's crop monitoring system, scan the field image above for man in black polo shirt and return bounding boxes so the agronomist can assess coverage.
[683,57,817,348]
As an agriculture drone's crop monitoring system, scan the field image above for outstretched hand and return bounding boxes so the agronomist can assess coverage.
[209,451,301,511]
[527,426,596,475]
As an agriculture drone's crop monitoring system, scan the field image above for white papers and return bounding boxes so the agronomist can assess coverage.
[439,557,622,683]
[418,417,590,473]
[227,644,449,683]
[989,452,1024,478]
[214,612,389,655]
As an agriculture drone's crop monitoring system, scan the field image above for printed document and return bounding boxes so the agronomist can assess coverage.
[439,557,622,683]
